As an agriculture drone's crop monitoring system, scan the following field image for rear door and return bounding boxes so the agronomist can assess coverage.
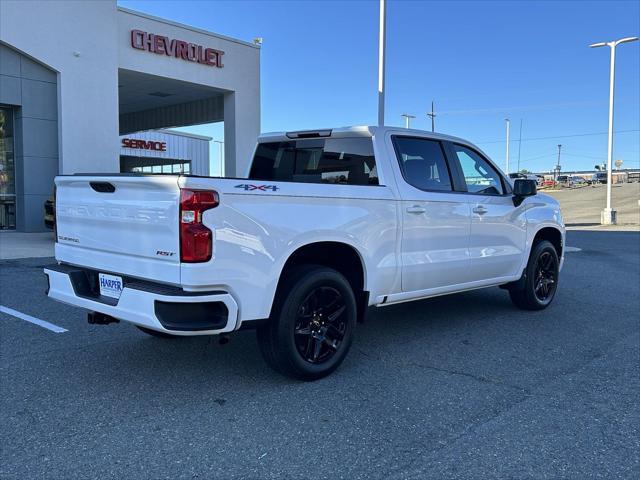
[54,175,182,284]
[446,143,527,282]
[392,135,472,292]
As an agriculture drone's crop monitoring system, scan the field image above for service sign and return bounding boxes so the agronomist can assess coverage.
[121,138,166,152]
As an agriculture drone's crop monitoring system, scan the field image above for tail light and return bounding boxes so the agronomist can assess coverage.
[180,189,219,263]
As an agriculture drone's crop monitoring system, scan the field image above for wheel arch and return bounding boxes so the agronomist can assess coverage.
[271,241,369,321]
[532,226,563,258]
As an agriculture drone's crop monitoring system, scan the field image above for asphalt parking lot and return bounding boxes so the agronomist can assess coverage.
[547,182,640,230]
[1,228,639,479]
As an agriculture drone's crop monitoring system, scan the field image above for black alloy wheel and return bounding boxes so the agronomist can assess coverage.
[257,266,357,380]
[509,240,560,310]
[294,286,348,364]
[533,251,557,302]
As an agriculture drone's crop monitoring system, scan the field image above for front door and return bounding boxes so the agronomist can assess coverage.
[447,143,527,282]
[393,136,472,292]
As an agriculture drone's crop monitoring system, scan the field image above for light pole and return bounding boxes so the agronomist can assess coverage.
[517,119,523,174]
[505,118,510,174]
[377,0,386,126]
[589,36,639,225]
[556,144,562,180]
[401,113,415,129]
[213,140,224,177]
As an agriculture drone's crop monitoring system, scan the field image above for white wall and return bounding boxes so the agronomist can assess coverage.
[117,8,261,177]
[0,0,121,174]
[0,1,260,178]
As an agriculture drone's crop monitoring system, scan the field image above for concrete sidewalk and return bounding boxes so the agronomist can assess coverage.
[0,232,55,260]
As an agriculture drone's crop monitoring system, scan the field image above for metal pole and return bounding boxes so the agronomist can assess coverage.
[213,140,224,177]
[556,144,562,180]
[517,119,523,173]
[604,43,615,220]
[220,141,224,177]
[401,114,415,129]
[377,0,386,127]
[589,36,638,224]
[505,118,510,174]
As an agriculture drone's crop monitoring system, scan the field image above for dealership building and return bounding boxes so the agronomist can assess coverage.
[0,0,260,231]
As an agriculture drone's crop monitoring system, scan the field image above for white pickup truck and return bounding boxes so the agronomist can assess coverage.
[45,126,565,380]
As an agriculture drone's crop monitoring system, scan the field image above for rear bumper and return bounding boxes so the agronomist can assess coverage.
[44,265,239,335]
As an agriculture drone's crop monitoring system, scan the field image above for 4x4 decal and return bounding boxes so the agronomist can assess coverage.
[235,184,279,192]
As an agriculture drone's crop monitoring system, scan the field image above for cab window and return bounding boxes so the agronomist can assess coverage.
[392,136,452,192]
[249,137,378,185]
[451,144,505,195]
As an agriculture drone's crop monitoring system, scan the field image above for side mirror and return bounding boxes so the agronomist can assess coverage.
[513,179,537,206]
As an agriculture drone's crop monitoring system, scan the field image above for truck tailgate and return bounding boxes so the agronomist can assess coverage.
[54,175,181,285]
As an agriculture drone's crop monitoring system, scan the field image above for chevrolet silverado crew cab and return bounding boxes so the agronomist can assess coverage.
[45,126,565,380]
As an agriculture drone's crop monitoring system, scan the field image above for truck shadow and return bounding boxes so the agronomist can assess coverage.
[70,286,523,391]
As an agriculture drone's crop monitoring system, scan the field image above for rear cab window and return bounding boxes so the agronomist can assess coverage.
[249,137,378,186]
[392,136,453,192]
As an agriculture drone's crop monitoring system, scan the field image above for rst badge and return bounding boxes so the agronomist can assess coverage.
[235,184,279,192]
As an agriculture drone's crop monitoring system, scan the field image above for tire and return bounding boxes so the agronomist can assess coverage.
[257,266,357,381]
[136,326,182,339]
[509,240,560,310]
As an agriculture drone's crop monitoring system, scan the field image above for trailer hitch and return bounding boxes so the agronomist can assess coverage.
[87,311,120,325]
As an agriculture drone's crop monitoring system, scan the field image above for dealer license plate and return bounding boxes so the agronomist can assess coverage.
[98,273,123,299]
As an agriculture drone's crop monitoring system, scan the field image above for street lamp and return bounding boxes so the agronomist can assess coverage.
[505,118,510,174]
[589,36,639,225]
[377,0,386,126]
[401,113,415,129]
[213,140,224,177]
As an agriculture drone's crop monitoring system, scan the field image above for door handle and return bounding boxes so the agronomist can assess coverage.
[406,205,426,214]
[472,205,488,215]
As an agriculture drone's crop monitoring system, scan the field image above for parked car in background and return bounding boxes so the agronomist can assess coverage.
[45,126,565,380]
[571,176,587,186]
[592,172,608,184]
[556,175,569,185]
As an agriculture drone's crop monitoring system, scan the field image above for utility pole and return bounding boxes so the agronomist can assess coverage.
[589,36,638,225]
[505,118,510,174]
[517,119,523,173]
[377,0,386,126]
[427,101,436,132]
[556,144,562,180]
[401,113,415,129]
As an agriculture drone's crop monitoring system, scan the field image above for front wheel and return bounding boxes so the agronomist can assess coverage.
[257,266,357,381]
[509,240,560,310]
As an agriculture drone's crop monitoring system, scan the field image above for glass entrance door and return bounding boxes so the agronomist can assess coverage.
[0,106,16,229]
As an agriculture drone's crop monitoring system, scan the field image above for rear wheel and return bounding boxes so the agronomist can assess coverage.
[136,326,182,339]
[509,240,559,310]
[257,266,357,380]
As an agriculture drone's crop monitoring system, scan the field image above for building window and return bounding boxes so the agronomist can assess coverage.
[0,107,16,230]
[120,155,191,175]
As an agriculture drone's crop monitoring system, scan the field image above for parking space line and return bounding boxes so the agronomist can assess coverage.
[0,305,68,333]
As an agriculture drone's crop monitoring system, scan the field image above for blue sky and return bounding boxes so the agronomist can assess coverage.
[119,0,639,175]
